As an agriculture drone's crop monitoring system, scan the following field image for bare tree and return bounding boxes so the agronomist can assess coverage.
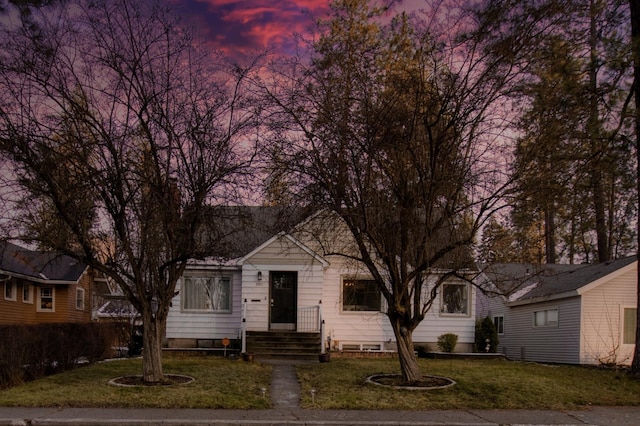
[628,0,640,375]
[259,0,514,384]
[0,0,256,382]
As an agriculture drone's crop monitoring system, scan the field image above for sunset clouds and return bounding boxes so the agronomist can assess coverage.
[170,0,332,56]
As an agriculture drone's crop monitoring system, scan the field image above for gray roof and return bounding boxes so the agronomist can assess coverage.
[199,206,311,259]
[481,256,636,303]
[0,241,88,282]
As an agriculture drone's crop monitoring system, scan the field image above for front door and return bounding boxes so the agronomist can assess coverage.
[270,271,297,330]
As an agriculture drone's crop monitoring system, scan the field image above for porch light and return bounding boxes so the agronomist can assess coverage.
[257,271,263,281]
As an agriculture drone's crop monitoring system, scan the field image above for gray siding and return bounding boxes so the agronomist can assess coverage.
[476,292,509,354]
[502,297,581,364]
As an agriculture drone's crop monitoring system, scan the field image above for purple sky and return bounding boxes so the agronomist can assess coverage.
[168,0,332,56]
[168,0,422,57]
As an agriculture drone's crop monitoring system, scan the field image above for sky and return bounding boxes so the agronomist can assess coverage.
[168,0,422,57]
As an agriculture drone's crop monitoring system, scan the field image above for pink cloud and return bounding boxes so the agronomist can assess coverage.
[172,0,331,56]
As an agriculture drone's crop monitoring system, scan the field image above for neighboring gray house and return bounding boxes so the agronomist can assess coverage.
[477,257,637,365]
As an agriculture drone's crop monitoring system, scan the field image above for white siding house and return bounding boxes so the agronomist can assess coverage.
[165,207,478,354]
[477,258,637,365]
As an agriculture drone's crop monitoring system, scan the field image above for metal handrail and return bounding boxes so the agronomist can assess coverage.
[241,299,247,353]
[297,305,321,332]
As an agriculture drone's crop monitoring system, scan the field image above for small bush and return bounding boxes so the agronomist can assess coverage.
[416,345,430,358]
[475,316,499,353]
[437,333,458,352]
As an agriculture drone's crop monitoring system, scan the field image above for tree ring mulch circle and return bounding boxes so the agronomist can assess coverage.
[366,373,456,390]
[108,374,194,387]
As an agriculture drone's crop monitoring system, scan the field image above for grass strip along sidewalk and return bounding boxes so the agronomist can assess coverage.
[0,356,639,410]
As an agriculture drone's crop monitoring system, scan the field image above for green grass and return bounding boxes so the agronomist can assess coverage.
[0,356,272,409]
[296,358,640,410]
[2,356,640,410]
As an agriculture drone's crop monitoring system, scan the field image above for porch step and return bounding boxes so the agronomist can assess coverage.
[246,331,321,361]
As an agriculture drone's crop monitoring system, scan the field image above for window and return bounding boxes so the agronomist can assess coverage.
[440,283,469,315]
[623,308,637,345]
[23,284,33,304]
[182,276,231,312]
[494,316,504,334]
[37,286,54,312]
[342,278,380,312]
[533,308,558,327]
[4,281,16,301]
[76,287,85,311]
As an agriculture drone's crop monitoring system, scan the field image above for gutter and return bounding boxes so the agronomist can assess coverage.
[506,290,579,307]
[0,268,85,285]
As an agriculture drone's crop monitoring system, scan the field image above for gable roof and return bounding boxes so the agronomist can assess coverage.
[480,256,637,306]
[198,206,312,260]
[0,240,88,283]
[237,232,329,267]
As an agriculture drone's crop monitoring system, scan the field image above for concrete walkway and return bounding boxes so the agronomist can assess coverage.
[1,360,640,425]
[267,360,302,409]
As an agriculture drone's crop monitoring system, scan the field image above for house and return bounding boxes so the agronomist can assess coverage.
[477,257,637,365]
[0,241,93,325]
[166,208,477,355]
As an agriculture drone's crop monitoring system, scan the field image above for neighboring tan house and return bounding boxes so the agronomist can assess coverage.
[477,257,637,365]
[0,241,93,325]
[166,208,477,356]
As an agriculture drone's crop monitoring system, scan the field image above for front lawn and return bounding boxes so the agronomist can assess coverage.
[1,356,639,410]
[296,358,640,410]
[0,356,271,409]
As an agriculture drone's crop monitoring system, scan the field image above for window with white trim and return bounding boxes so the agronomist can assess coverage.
[4,281,16,301]
[37,286,55,312]
[440,282,469,315]
[23,284,33,304]
[182,276,231,312]
[76,287,85,311]
[494,315,504,334]
[623,308,637,345]
[533,308,558,327]
[342,278,380,312]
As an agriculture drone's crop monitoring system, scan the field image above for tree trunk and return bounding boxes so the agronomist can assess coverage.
[390,320,422,384]
[628,0,640,375]
[544,203,556,264]
[589,0,610,263]
[141,311,165,383]
[591,170,610,262]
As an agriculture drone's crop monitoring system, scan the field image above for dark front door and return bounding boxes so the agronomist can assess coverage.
[270,271,297,330]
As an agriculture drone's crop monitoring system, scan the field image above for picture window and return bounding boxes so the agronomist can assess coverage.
[182,276,231,312]
[440,283,469,315]
[342,278,380,312]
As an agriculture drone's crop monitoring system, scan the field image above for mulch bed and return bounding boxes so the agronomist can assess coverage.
[110,374,194,387]
[366,374,455,390]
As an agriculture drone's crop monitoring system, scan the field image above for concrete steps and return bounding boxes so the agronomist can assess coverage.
[246,331,321,361]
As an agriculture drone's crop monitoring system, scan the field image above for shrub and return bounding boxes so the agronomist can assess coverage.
[416,345,431,358]
[437,333,458,353]
[0,322,118,389]
[474,316,499,353]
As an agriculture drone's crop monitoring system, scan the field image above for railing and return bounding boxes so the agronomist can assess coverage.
[241,301,325,355]
[241,299,247,354]
[297,303,325,355]
[297,305,321,332]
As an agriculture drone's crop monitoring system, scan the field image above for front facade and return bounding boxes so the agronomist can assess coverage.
[166,211,477,354]
[477,258,637,365]
[0,241,92,325]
